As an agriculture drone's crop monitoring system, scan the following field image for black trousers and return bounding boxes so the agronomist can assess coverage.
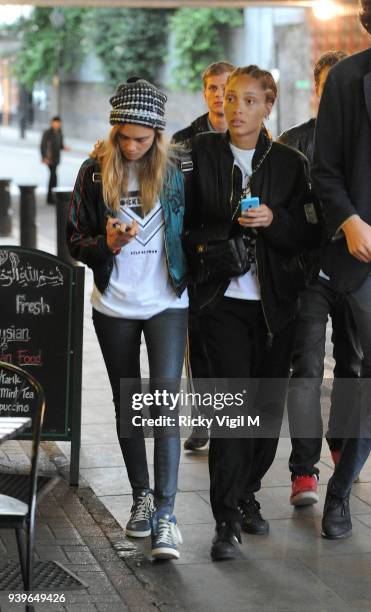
[200,297,295,523]
[47,164,58,204]
[187,310,214,426]
[288,279,362,479]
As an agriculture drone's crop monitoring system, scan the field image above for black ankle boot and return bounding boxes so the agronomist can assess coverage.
[210,521,242,561]
[238,495,269,535]
[322,490,352,539]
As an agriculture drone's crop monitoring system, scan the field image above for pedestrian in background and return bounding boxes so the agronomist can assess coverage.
[173,61,235,147]
[313,0,371,540]
[40,115,68,204]
[67,78,188,560]
[173,60,235,453]
[278,51,363,508]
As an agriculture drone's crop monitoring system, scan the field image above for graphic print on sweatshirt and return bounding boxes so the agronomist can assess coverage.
[120,191,164,249]
[91,170,188,319]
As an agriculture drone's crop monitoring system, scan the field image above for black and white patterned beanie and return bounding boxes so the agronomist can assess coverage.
[109,78,167,130]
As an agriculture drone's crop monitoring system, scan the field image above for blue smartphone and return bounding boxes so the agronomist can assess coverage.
[241,197,260,212]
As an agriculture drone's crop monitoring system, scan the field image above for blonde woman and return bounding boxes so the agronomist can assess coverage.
[67,79,188,560]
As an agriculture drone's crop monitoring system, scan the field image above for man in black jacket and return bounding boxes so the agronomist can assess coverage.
[40,116,68,204]
[279,52,363,508]
[172,61,235,148]
[312,0,371,539]
[173,61,234,452]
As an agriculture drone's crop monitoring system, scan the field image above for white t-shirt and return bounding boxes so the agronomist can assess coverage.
[225,144,261,301]
[91,167,188,319]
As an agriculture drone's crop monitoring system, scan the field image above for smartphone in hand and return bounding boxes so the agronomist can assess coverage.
[112,221,133,233]
[241,197,260,212]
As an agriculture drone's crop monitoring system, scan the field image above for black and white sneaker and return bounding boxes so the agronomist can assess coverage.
[210,522,242,561]
[125,491,155,538]
[322,491,352,539]
[151,514,183,560]
[183,427,209,452]
[238,494,269,535]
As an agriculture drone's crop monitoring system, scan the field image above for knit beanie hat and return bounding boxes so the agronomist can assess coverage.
[109,78,167,130]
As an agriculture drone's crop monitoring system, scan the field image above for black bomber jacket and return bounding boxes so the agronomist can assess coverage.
[185,130,322,334]
[172,113,211,147]
[278,118,316,165]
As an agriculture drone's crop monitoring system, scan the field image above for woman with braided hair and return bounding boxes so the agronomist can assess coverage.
[185,65,320,560]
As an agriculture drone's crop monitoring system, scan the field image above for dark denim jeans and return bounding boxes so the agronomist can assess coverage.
[93,307,188,516]
[288,278,362,479]
[328,273,371,499]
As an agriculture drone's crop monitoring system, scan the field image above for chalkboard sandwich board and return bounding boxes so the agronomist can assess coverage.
[0,246,84,484]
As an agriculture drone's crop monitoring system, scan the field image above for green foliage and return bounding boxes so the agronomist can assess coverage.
[12,8,87,91]
[6,7,241,93]
[170,9,243,92]
[88,9,170,88]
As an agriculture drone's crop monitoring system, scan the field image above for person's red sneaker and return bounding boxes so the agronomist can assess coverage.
[331,449,341,466]
[331,449,360,482]
[290,475,319,506]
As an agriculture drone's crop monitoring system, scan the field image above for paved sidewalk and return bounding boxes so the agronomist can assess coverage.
[2,192,371,611]
[0,441,158,612]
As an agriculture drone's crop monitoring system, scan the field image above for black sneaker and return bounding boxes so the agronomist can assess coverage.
[125,491,155,538]
[210,522,242,561]
[238,495,269,535]
[322,490,352,539]
[183,428,209,452]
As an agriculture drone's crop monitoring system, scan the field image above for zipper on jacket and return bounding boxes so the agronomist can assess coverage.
[230,164,234,208]
[199,165,236,310]
[163,222,180,296]
[198,281,224,311]
[255,239,274,348]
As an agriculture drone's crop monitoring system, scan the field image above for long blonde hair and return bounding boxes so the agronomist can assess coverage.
[90,125,169,214]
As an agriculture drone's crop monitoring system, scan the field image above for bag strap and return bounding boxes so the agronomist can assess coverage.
[231,142,273,221]
[90,164,115,218]
[180,153,193,175]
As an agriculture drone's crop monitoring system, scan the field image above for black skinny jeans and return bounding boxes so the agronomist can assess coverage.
[288,279,362,479]
[92,307,188,516]
[200,297,295,524]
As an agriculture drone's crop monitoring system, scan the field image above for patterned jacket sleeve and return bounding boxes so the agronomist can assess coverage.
[67,159,114,267]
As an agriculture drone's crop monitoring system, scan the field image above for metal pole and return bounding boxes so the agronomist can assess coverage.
[19,185,37,249]
[53,187,75,265]
[0,179,12,236]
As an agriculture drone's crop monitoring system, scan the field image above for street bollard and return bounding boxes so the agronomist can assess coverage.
[53,187,75,265]
[19,184,37,249]
[0,179,13,236]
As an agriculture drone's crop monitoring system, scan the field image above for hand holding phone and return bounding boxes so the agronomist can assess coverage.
[241,197,260,213]
[112,221,131,233]
[106,217,138,251]
[238,199,273,229]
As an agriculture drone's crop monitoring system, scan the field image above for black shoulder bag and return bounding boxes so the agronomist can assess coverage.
[183,143,272,285]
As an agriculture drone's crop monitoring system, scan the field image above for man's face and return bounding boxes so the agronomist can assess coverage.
[316,66,331,99]
[204,72,231,116]
[51,120,61,131]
